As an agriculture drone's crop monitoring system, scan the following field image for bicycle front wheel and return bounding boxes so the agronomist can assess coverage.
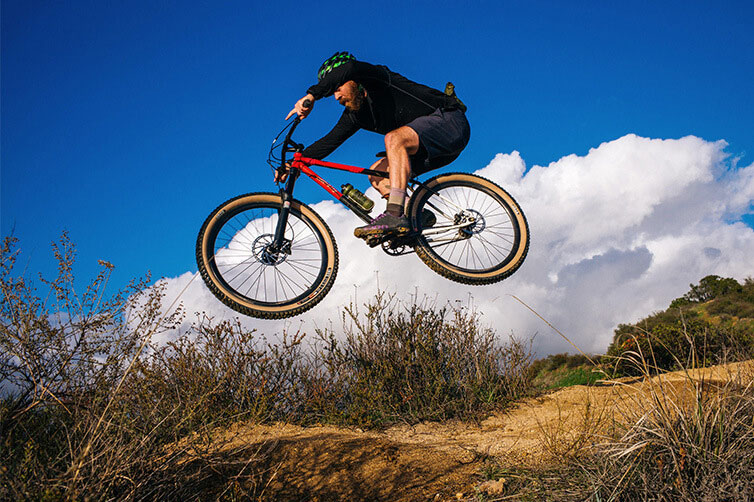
[407,173,529,285]
[196,192,338,319]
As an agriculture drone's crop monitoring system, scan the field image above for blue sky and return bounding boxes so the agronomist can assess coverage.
[2,0,753,295]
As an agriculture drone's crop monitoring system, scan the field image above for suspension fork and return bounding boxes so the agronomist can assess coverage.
[271,166,300,252]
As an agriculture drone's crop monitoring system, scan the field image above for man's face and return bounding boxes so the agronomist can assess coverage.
[333,80,363,111]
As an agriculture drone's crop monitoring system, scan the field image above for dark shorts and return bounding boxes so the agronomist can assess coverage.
[406,108,471,175]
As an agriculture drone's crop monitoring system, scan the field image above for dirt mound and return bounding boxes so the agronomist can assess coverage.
[187,360,753,501]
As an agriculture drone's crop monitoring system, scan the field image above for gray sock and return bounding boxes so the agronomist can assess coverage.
[386,188,406,217]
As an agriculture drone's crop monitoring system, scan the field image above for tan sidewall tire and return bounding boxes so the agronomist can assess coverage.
[408,173,529,285]
[196,192,338,319]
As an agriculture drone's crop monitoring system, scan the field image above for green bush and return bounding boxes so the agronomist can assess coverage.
[707,278,754,319]
[528,353,604,390]
[607,276,754,376]
[529,352,593,376]
[669,275,744,308]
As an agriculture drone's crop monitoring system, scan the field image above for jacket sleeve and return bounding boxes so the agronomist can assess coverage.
[301,112,359,159]
[306,60,383,99]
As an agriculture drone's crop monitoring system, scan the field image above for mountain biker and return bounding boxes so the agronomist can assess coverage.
[284,52,470,240]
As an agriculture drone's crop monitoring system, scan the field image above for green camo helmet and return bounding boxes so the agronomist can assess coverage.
[317,52,356,81]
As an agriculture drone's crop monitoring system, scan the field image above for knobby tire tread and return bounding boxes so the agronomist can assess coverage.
[196,192,338,319]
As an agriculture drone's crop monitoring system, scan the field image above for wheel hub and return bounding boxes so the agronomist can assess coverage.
[252,234,289,266]
[455,209,486,238]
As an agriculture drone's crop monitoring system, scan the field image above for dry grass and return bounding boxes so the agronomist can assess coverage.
[471,307,754,502]
[580,350,754,501]
[7,233,751,501]
[0,234,534,500]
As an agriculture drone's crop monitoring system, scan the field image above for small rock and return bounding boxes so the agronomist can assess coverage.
[455,492,464,499]
[478,478,507,495]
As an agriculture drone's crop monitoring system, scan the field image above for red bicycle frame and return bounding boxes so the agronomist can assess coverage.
[290,152,388,210]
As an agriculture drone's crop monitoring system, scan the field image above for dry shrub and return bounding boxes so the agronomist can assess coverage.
[535,394,616,463]
[311,292,534,427]
[0,234,292,500]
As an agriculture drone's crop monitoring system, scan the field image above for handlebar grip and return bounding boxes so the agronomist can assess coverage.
[303,99,313,108]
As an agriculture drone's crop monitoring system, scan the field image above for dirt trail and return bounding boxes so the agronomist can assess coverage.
[197,360,753,501]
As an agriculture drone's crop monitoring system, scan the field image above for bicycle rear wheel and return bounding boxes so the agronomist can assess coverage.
[196,192,338,319]
[407,173,529,284]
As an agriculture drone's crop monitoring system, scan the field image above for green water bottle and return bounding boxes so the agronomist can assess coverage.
[341,183,374,212]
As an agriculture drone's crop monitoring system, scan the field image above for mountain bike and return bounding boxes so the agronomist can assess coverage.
[196,114,529,319]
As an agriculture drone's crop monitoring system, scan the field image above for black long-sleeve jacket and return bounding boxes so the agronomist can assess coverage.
[301,60,458,159]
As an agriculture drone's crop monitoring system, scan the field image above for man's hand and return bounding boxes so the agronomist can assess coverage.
[286,94,315,120]
[274,163,291,183]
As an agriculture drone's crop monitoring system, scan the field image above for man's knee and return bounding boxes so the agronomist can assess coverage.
[385,127,419,154]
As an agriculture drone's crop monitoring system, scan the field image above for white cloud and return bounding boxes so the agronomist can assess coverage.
[154,134,754,355]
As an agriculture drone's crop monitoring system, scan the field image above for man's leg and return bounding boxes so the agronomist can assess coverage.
[353,127,419,240]
[369,157,421,218]
[361,108,469,234]
[383,126,420,216]
[367,157,391,198]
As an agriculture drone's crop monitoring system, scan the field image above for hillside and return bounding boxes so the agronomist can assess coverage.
[607,275,754,375]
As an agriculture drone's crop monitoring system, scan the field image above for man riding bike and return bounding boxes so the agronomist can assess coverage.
[285,52,471,240]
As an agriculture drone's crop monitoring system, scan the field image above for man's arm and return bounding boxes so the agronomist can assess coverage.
[301,113,359,159]
[275,113,358,182]
[286,93,315,120]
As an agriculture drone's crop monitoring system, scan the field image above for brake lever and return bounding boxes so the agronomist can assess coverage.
[285,142,305,153]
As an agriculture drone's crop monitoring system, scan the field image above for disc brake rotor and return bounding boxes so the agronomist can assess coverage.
[252,234,289,266]
[454,209,486,238]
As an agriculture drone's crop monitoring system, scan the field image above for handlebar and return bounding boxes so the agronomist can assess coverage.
[270,98,314,180]
[287,98,313,151]
[277,115,304,178]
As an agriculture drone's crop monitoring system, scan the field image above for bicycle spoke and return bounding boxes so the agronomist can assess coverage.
[209,203,327,305]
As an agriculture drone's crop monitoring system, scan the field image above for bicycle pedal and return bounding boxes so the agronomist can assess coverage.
[365,235,387,248]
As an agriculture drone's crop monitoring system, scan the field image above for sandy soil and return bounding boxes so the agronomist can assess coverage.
[187,360,753,501]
